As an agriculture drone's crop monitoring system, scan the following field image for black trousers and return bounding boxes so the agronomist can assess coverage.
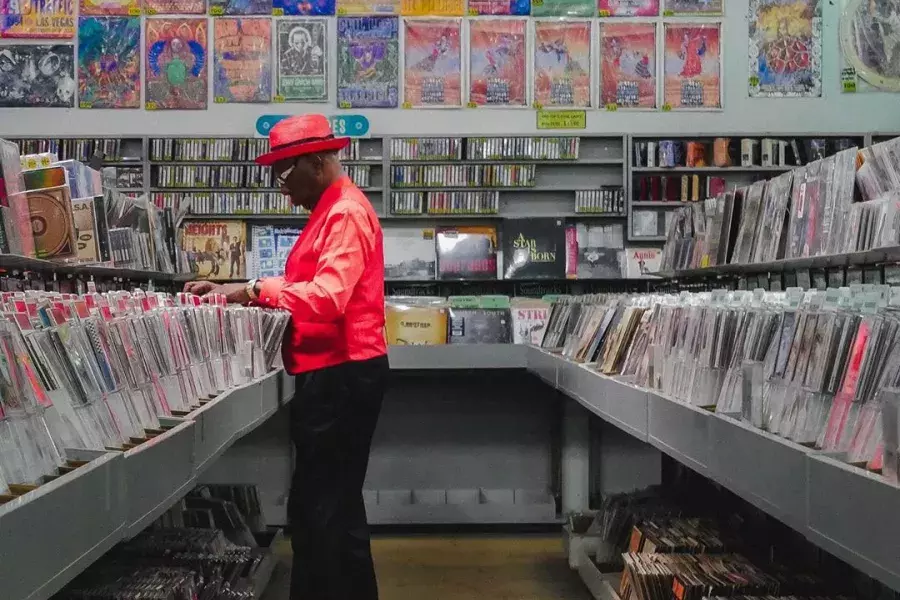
[289,355,388,600]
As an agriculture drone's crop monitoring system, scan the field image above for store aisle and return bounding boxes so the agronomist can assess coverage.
[264,534,590,600]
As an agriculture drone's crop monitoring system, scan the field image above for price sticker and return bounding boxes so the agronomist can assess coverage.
[749,75,760,87]
[145,6,157,14]
[532,101,543,109]
[598,9,610,16]
[661,103,672,112]
[273,95,286,103]
[533,0,544,5]
[214,96,227,104]
[337,7,348,14]
[842,79,857,93]
[338,100,352,108]
[467,101,478,108]
[128,6,141,15]
[605,103,617,112]
[146,101,158,110]
[210,6,225,14]
[662,9,674,15]
[402,101,412,109]
[79,101,92,109]
[273,7,284,14]
[468,7,479,14]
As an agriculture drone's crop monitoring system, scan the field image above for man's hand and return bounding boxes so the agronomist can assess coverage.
[183,280,218,295]
[182,281,251,305]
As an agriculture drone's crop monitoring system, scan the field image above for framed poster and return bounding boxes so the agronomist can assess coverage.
[403,18,462,107]
[662,0,722,15]
[466,0,529,14]
[145,0,206,12]
[839,0,900,92]
[213,17,272,103]
[145,18,208,110]
[599,21,656,109]
[533,19,591,108]
[79,0,141,15]
[336,0,399,15]
[749,0,821,96]
[336,16,399,108]
[209,0,272,14]
[663,22,721,109]
[1,1,76,37]
[77,17,141,108]
[468,18,527,107]
[532,0,593,17]
[402,0,464,15]
[276,18,328,102]
[0,45,75,107]
[274,0,336,14]
[598,0,659,17]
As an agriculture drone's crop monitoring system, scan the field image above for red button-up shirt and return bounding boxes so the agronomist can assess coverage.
[256,175,386,374]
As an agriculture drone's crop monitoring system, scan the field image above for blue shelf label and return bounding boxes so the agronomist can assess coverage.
[256,114,370,138]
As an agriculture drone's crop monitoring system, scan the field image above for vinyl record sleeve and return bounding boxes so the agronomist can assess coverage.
[385,303,449,344]
[77,17,141,108]
[180,221,247,281]
[336,16,400,108]
[449,308,512,343]
[533,20,591,108]
[27,185,76,260]
[468,18,528,107]
[436,225,498,280]
[384,226,437,280]
[145,18,209,110]
[503,218,566,279]
[599,22,657,109]
[403,19,462,108]
[277,18,328,102]
[511,299,550,344]
[214,18,272,103]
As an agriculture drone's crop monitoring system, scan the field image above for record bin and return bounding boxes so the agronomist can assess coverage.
[527,346,563,387]
[598,376,650,442]
[647,391,711,476]
[0,450,125,600]
[192,380,260,474]
[255,370,282,433]
[388,343,528,370]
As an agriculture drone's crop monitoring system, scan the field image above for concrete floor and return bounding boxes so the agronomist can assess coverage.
[263,534,591,600]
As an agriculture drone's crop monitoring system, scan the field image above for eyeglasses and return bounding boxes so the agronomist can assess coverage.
[275,159,298,187]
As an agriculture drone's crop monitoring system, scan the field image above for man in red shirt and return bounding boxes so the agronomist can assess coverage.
[184,114,387,600]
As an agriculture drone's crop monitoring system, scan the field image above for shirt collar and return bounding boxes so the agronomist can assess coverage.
[310,174,352,218]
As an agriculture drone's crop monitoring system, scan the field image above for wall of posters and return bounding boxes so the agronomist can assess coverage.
[749,0,822,97]
[533,20,591,108]
[401,0,463,15]
[337,16,399,108]
[403,18,462,107]
[145,17,208,110]
[79,0,141,15]
[600,22,656,109]
[1,0,76,37]
[208,0,271,14]
[466,0,529,14]
[0,45,75,108]
[77,16,141,108]
[838,0,899,92]
[336,0,399,15]
[213,17,272,103]
[662,0,722,15]
[145,0,206,13]
[276,18,328,102]
[274,0,336,14]
[468,18,527,107]
[663,22,721,109]
[598,0,659,17]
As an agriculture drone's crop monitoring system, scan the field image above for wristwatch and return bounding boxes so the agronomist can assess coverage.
[246,279,259,301]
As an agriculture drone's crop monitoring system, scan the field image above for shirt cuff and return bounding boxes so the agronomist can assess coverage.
[258,277,284,308]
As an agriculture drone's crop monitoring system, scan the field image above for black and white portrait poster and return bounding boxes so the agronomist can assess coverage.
[276,18,328,102]
[0,45,76,108]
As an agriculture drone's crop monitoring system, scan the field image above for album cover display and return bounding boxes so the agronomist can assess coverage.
[337,16,400,108]
[214,18,272,103]
[385,301,449,345]
[0,45,75,108]
[180,221,247,280]
[511,298,550,345]
[575,223,624,278]
[468,18,527,107]
[625,247,661,277]
[403,18,462,108]
[277,18,328,102]
[436,225,498,280]
[663,23,721,109]
[249,225,301,278]
[384,226,437,280]
[449,308,512,344]
[503,218,566,280]
[145,18,209,110]
[533,20,591,108]
[77,17,141,109]
[599,23,656,109]
[27,185,77,260]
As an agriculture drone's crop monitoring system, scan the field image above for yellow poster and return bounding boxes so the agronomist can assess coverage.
[402,0,463,15]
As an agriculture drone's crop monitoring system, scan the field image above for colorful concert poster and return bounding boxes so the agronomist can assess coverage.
[749,0,822,97]
[213,18,271,103]
[598,0,658,17]
[336,0,399,14]
[0,45,75,107]
[663,0,722,14]
[466,0,529,14]
[145,18,208,110]
[77,17,141,108]
[403,19,461,107]
[336,16,399,108]
[208,0,271,14]
[79,0,141,15]
[145,0,206,13]
[599,22,656,108]
[402,0,462,14]
[468,18,527,107]
[0,0,76,38]
[663,22,721,109]
[276,18,328,101]
[532,0,592,17]
[533,20,590,108]
[274,0,336,14]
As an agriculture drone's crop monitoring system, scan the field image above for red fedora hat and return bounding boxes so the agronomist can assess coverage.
[255,114,350,166]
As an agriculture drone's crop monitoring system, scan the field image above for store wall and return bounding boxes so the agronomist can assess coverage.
[1,0,898,137]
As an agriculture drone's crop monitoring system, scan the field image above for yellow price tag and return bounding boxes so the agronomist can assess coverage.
[337,7,348,14]
[273,95,286,103]
[79,101,92,109]
[402,101,412,109]
[749,75,760,87]
[467,101,477,108]
[536,109,586,130]
[339,100,352,108]
[128,6,141,14]
[210,6,225,14]
[662,9,674,15]
[661,103,672,112]
[145,6,157,14]
[214,96,227,104]
[273,7,284,14]
[146,101,158,110]
[468,7,479,13]
[605,103,617,112]
[598,9,610,16]
[532,101,543,109]
[532,0,543,5]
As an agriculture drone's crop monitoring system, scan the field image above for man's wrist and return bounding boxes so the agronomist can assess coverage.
[246,278,260,301]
